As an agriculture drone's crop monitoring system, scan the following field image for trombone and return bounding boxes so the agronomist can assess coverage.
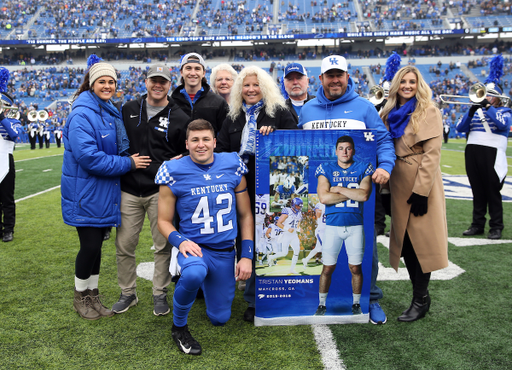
[439,82,509,105]
[0,100,20,120]
[368,85,386,105]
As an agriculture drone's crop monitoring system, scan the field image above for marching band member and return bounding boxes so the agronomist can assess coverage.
[0,67,22,242]
[54,122,63,148]
[457,55,512,240]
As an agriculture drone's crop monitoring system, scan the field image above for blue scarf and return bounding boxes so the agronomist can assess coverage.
[91,91,130,155]
[239,100,264,159]
[387,97,417,139]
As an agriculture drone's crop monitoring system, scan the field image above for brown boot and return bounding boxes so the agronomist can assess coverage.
[73,288,101,320]
[88,289,114,317]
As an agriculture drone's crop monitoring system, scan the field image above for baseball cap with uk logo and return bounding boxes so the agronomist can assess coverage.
[321,55,348,74]
[147,64,172,81]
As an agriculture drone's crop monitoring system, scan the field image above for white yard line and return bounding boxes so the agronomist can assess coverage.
[15,154,63,162]
[15,185,60,203]
[312,325,346,370]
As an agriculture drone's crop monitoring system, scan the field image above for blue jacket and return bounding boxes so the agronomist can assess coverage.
[61,91,132,227]
[298,77,395,175]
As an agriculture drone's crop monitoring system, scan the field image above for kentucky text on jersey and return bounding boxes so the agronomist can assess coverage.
[190,184,229,196]
[302,119,366,130]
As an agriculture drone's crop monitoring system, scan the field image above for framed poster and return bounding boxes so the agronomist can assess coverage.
[254,129,377,326]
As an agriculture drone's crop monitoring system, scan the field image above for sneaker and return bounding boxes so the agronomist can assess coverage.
[462,227,484,236]
[171,324,202,355]
[153,294,170,316]
[112,294,138,313]
[369,302,387,325]
[488,229,502,240]
[314,305,326,316]
[352,303,362,315]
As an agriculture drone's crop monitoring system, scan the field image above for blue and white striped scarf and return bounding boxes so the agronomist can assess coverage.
[239,100,264,159]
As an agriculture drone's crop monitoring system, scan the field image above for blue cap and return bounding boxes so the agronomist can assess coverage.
[284,63,307,78]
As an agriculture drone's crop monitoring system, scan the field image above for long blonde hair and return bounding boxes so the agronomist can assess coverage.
[380,66,436,134]
[228,66,286,121]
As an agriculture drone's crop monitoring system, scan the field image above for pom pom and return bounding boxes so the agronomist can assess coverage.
[485,54,504,86]
[0,67,10,94]
[280,77,289,100]
[86,54,102,69]
[384,52,401,82]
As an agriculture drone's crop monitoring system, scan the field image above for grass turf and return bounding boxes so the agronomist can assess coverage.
[2,141,511,369]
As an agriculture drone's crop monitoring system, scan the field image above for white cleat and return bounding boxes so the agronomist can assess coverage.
[302,258,308,268]
[289,269,299,275]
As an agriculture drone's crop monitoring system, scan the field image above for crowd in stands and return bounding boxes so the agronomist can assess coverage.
[3,0,512,41]
[0,0,37,33]
[479,0,512,16]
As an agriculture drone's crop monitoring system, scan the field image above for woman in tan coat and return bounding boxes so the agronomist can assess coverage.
[380,66,448,322]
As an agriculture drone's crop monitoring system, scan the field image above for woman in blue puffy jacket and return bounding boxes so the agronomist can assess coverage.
[61,56,150,320]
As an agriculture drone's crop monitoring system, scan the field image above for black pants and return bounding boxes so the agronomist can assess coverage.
[402,231,431,299]
[0,154,16,235]
[44,134,50,148]
[55,134,61,148]
[75,227,107,280]
[374,183,386,230]
[37,133,44,149]
[465,144,504,231]
[29,133,37,149]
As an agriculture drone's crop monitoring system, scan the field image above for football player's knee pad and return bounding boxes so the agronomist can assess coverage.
[180,264,207,291]
[208,310,231,326]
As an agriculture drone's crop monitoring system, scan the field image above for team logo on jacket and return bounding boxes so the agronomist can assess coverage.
[204,174,212,180]
[154,117,169,133]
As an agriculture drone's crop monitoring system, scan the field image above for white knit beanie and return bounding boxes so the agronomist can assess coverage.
[89,62,117,87]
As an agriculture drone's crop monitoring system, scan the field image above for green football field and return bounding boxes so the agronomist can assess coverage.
[1,140,511,369]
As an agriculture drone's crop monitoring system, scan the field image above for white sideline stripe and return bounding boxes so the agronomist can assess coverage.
[15,153,63,162]
[15,185,60,203]
[312,325,346,370]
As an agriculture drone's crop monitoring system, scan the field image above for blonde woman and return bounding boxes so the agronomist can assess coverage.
[380,66,448,322]
[216,65,297,322]
[210,63,238,104]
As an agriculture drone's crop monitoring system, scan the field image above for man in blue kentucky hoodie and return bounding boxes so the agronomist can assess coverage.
[299,55,395,325]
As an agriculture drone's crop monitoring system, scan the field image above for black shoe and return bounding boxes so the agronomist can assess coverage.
[385,231,390,237]
[243,307,255,322]
[172,324,202,355]
[376,228,385,236]
[462,227,484,236]
[314,305,326,316]
[2,232,13,242]
[488,229,502,240]
[112,293,138,313]
[352,303,362,315]
[153,293,170,316]
[398,295,430,322]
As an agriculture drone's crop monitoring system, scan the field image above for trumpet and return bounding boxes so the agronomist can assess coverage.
[0,100,20,120]
[368,85,386,105]
[439,82,509,105]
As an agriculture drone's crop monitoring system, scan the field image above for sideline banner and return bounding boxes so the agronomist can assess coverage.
[254,129,376,326]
